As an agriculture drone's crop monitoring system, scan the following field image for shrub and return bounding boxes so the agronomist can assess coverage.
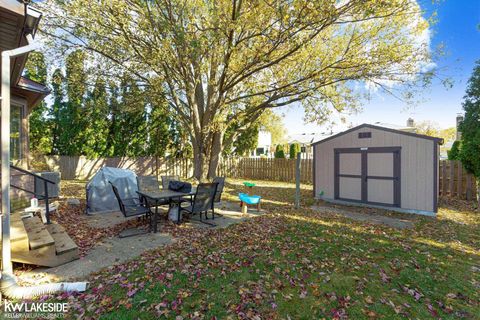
[289,143,301,159]
[447,140,462,160]
[274,144,285,158]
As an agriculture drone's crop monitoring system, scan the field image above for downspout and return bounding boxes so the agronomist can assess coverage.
[1,34,40,275]
[1,34,88,299]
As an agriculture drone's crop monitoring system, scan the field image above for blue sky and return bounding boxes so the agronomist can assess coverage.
[281,0,480,135]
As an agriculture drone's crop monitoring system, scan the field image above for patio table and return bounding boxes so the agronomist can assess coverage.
[137,188,195,233]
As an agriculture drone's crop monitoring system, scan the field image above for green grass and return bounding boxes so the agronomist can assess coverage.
[51,179,479,319]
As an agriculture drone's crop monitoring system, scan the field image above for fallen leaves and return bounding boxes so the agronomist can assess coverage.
[50,200,147,256]
[379,269,391,283]
[364,296,374,304]
[31,179,480,319]
[401,285,423,301]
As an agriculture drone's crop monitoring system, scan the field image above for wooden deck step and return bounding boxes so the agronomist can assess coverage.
[23,216,54,250]
[45,223,78,255]
[10,215,29,252]
[11,217,28,242]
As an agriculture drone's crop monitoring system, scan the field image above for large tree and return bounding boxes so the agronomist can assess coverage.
[57,50,88,155]
[414,120,456,142]
[39,0,434,180]
[50,68,66,154]
[81,77,110,158]
[24,52,52,155]
[458,61,480,210]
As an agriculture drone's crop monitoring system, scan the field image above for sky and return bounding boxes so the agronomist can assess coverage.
[280,0,480,135]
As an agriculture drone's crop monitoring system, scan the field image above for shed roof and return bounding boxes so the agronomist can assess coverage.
[311,123,444,146]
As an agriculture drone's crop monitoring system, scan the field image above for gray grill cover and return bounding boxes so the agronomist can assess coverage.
[86,167,138,215]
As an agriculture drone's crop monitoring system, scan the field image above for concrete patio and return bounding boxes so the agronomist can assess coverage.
[23,201,264,282]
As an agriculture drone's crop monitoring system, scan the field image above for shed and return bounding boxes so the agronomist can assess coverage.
[312,124,443,216]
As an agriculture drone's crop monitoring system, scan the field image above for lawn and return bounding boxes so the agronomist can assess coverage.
[49,179,478,319]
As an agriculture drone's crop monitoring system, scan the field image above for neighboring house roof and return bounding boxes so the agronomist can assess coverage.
[372,121,416,132]
[287,133,333,145]
[312,123,444,146]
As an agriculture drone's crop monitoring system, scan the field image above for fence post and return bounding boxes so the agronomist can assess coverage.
[295,153,301,209]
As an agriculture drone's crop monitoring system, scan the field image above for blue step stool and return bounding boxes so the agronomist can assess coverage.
[239,193,261,213]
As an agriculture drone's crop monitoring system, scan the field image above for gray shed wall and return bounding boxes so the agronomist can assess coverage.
[314,126,438,213]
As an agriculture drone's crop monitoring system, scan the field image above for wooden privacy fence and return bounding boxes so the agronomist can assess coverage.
[439,160,477,200]
[37,156,314,183]
[39,156,193,180]
[218,157,313,183]
[33,157,477,199]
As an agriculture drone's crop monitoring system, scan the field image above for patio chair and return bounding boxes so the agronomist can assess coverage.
[137,175,170,208]
[211,176,226,217]
[180,183,218,226]
[137,175,160,192]
[212,177,225,203]
[109,181,152,236]
[161,175,179,190]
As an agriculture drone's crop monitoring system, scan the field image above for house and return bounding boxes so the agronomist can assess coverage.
[1,0,79,268]
[250,130,272,157]
[371,118,417,133]
[1,0,50,164]
[312,123,443,216]
[286,132,332,158]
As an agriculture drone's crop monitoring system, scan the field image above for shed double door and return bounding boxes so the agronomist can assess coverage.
[334,147,401,207]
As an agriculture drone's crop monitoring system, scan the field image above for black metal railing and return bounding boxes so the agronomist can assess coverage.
[10,164,56,224]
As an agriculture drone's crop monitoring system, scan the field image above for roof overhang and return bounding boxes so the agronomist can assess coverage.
[311,123,444,146]
[11,76,50,110]
[1,0,46,108]
[0,0,42,18]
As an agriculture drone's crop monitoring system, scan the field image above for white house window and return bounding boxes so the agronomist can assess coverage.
[10,104,23,160]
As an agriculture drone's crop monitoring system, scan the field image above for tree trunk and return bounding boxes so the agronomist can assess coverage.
[191,130,223,182]
[207,131,223,179]
[192,137,206,181]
